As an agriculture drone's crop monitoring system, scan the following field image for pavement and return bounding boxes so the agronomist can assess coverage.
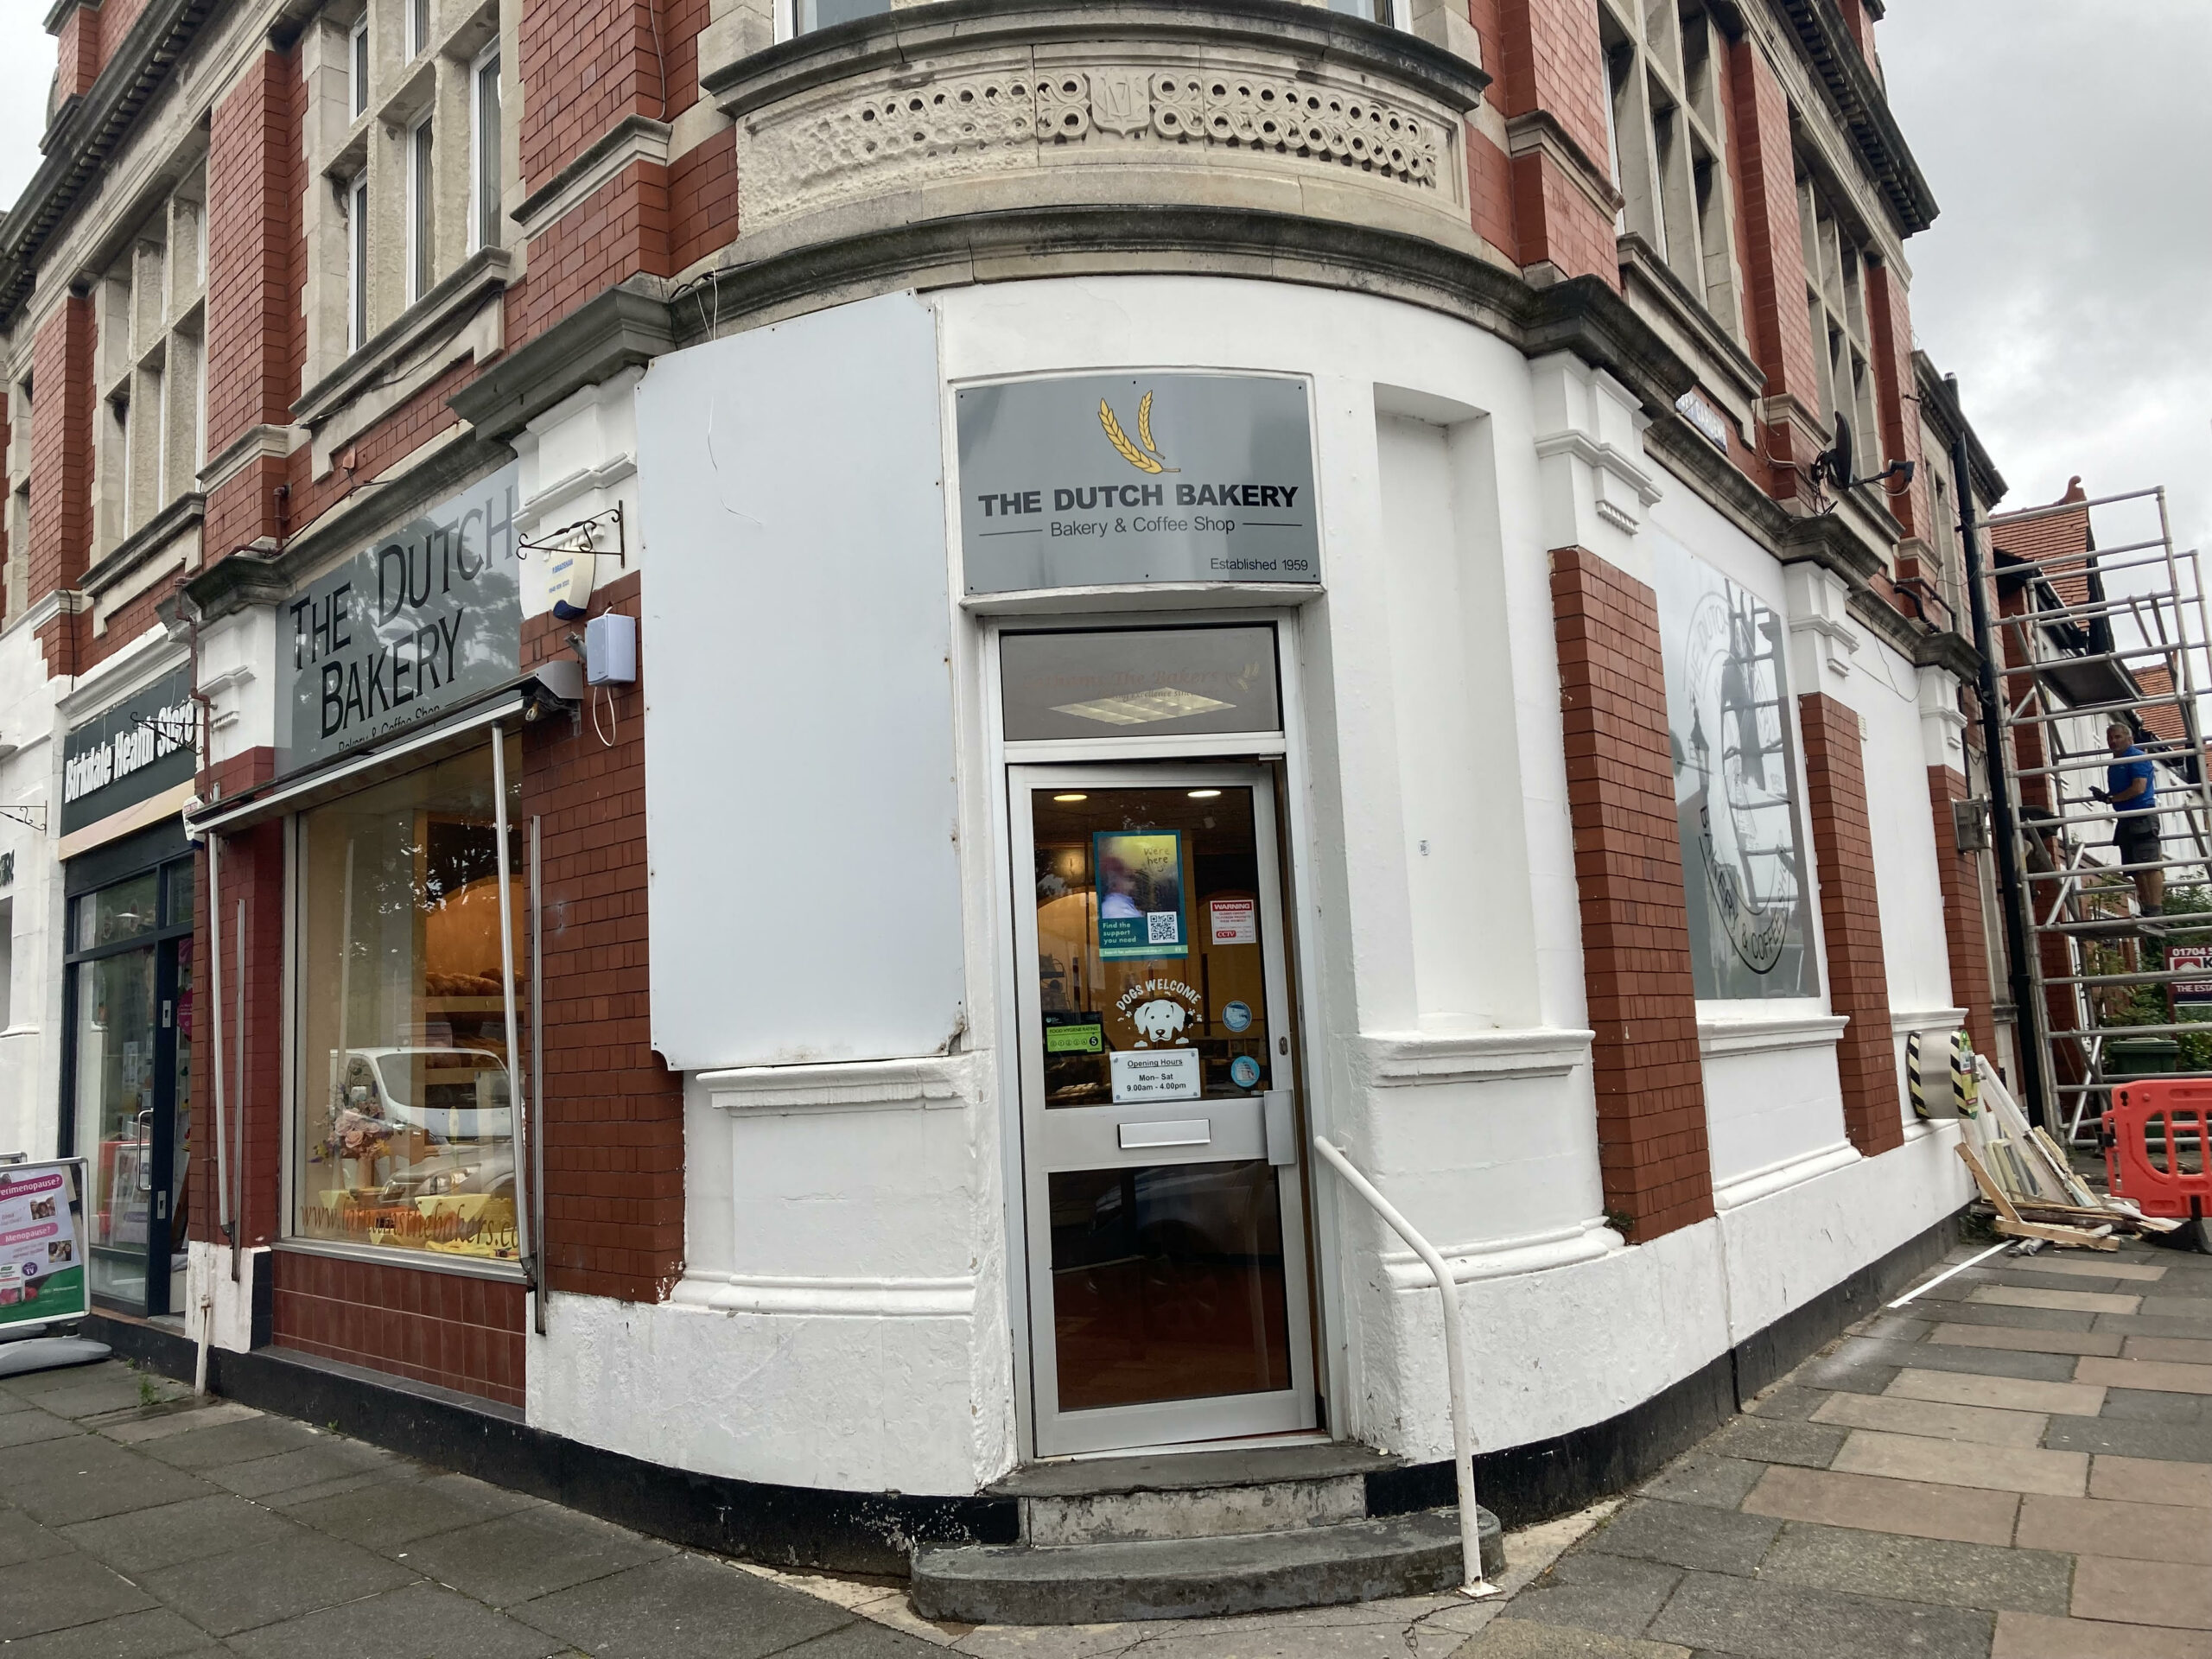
[0,1230,2205,1657]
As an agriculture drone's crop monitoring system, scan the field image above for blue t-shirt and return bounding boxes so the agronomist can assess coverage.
[2107,747,2157,816]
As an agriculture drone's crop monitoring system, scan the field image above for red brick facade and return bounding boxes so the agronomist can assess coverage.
[519,574,686,1302]
[1797,693,1903,1157]
[275,1252,528,1411]
[1551,547,1715,1243]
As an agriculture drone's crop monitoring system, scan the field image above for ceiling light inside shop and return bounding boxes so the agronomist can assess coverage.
[1052,793,1089,803]
[1050,687,1234,727]
[1187,790,1223,799]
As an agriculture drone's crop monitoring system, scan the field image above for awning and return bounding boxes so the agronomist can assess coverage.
[188,685,537,836]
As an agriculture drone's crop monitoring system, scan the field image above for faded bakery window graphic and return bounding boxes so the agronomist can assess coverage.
[1655,538,1819,1001]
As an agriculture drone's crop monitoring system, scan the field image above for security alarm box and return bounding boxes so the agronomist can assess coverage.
[585,613,638,686]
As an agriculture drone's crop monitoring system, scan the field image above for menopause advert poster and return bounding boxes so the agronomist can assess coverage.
[0,1162,86,1326]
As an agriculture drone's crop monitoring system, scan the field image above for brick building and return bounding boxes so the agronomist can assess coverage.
[0,0,2031,1609]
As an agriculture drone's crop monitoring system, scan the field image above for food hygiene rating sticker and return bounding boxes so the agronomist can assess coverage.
[958,372,1320,594]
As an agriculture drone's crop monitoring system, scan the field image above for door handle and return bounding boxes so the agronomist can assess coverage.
[1262,1091,1297,1166]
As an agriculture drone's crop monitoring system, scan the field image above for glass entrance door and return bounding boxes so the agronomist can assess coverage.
[1013,766,1315,1455]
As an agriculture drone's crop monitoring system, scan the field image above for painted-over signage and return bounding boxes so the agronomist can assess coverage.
[278,466,522,775]
[60,665,196,836]
[958,373,1320,593]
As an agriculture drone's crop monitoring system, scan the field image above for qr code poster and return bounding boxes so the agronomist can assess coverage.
[1095,830,1186,960]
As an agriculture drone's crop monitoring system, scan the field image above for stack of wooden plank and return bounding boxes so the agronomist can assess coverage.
[1955,1057,2183,1249]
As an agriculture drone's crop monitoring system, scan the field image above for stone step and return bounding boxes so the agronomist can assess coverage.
[993,1443,1402,1546]
[910,1506,1504,1624]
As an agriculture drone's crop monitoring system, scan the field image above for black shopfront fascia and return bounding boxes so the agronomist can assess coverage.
[60,818,194,1317]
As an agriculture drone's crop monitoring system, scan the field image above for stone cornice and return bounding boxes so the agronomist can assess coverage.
[0,0,219,321]
[1770,0,1937,235]
[451,278,674,442]
[79,492,204,598]
[512,114,673,241]
[706,0,1491,118]
[291,246,512,430]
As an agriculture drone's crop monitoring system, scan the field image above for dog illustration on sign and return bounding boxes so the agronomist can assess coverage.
[1129,997,1190,1046]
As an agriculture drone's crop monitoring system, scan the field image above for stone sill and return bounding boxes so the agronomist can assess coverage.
[293,246,512,432]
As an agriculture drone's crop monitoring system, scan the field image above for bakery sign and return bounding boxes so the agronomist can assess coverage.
[958,372,1320,593]
[278,465,522,774]
[60,665,197,835]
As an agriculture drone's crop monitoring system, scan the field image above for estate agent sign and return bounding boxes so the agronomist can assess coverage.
[279,466,523,774]
[959,373,1319,593]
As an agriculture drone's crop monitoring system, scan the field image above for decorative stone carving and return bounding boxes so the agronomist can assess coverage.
[720,8,1481,243]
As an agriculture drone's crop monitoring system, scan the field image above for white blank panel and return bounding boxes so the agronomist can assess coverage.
[639,293,963,1071]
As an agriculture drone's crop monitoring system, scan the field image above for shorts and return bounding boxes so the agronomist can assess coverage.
[2114,815,2161,867]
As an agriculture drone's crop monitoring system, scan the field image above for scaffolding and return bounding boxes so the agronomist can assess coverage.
[1980,486,2212,1143]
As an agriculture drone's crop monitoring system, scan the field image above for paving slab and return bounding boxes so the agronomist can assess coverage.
[1449,1621,1694,1657]
[1828,1428,2087,1497]
[284,1467,541,1550]
[0,1508,72,1570]
[1926,1322,2124,1357]
[1758,1521,2072,1615]
[1576,1499,1778,1577]
[1738,1465,2018,1547]
[2135,1295,2212,1323]
[2070,1555,2212,1629]
[1490,1552,1681,1642]
[2128,1335,2212,1363]
[137,1528,419,1636]
[1644,1569,1994,1659]
[136,1414,327,1470]
[512,1551,862,1659]
[1634,1453,1767,1511]
[2089,1453,2212,1506]
[399,1502,673,1605]
[1885,1368,2106,1416]
[0,1408,82,1449]
[1992,1610,2212,1658]
[1994,1256,2167,1282]
[2101,1387,2205,1423]
[1912,1300,2101,1334]
[2043,1414,2212,1461]
[2016,1493,2212,1563]
[0,1548,158,1640]
[98,1402,263,1446]
[1815,1338,2084,1388]
[58,1491,306,1573]
[224,1580,565,1659]
[1810,1389,2048,1446]
[1970,1286,2142,1315]
[1741,1383,1831,1421]
[3,1370,188,1421]
[0,1434,217,1526]
[1697,1415,1844,1470]
[0,1605,220,1658]
[2076,1354,2212,1395]
[1845,1313,1933,1343]
[2093,1312,2212,1340]
[201,1436,407,1498]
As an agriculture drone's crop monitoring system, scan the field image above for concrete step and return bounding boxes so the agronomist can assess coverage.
[910,1506,1504,1624]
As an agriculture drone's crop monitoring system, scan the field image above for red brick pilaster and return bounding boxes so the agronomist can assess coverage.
[1927,766,1999,1066]
[26,295,94,611]
[1493,0,1620,284]
[204,48,300,555]
[1552,547,1714,1242]
[519,572,684,1301]
[1726,35,1820,500]
[1797,693,1903,1155]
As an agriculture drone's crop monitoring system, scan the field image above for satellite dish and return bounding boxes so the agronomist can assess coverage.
[1824,412,1854,489]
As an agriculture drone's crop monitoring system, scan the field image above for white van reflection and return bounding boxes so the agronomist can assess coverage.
[329,1049,515,1205]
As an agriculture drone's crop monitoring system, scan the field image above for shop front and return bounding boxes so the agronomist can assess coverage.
[188,464,540,1408]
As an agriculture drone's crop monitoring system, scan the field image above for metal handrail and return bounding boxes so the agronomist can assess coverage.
[1311,1136,1498,1599]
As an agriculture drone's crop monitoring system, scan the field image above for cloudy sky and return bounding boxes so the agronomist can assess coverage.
[0,4,2200,556]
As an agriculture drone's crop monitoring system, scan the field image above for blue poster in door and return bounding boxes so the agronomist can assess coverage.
[1094,830,1186,960]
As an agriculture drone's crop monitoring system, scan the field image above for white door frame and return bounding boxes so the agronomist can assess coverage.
[1009,761,1317,1455]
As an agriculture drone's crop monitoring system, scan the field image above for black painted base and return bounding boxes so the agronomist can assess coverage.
[96,1209,1961,1576]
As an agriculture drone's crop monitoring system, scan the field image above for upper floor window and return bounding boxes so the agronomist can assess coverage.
[409,115,435,302]
[1797,170,1880,461]
[92,169,207,560]
[3,376,29,622]
[410,0,431,57]
[470,46,502,252]
[1599,0,1741,335]
[793,0,887,33]
[351,16,369,118]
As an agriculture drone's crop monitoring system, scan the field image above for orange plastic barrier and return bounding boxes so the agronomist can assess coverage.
[2104,1080,2212,1223]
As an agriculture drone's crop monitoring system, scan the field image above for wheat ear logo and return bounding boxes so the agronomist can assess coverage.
[1099,391,1179,474]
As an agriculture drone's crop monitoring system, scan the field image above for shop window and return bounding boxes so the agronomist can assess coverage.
[1000,626,1282,743]
[89,166,206,560]
[293,736,524,1266]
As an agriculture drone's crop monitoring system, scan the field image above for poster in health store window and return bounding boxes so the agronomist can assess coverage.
[1094,830,1185,960]
[0,1160,89,1327]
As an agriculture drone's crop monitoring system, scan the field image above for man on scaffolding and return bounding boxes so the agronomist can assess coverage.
[2092,720,2163,923]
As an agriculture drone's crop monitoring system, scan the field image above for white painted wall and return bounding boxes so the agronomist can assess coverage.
[0,607,59,1157]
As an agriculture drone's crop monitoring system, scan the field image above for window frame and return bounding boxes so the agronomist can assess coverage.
[410,0,430,59]
[408,112,435,305]
[351,15,369,118]
[469,42,502,255]
[347,173,371,352]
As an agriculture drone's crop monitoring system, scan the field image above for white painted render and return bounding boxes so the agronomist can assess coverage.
[517,275,1971,1494]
